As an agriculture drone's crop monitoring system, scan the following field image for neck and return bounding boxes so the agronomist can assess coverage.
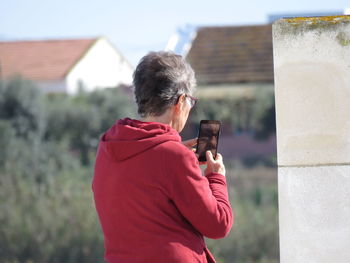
[141,109,174,127]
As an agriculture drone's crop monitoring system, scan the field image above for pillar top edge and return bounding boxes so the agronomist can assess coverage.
[274,15,350,25]
[273,15,350,35]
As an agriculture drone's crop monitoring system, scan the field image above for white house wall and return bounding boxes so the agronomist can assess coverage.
[65,38,133,94]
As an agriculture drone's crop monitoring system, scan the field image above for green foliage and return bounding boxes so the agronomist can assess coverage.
[188,88,276,139]
[252,92,276,140]
[207,165,279,263]
[44,87,137,165]
[0,77,135,262]
[0,167,104,263]
[0,77,278,263]
[241,154,277,168]
[0,77,45,139]
[191,98,233,124]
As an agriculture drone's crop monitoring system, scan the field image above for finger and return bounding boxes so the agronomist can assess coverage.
[206,150,214,162]
[215,153,223,162]
[182,138,198,147]
[188,138,198,146]
[192,148,196,152]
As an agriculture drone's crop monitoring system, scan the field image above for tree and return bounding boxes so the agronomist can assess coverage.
[0,76,46,139]
[44,86,137,165]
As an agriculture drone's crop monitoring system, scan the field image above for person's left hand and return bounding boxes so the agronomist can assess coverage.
[182,138,197,150]
[182,138,207,165]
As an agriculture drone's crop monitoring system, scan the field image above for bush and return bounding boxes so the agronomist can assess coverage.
[0,77,278,263]
[0,166,104,263]
[184,88,276,140]
[207,166,279,263]
[0,78,135,262]
[44,87,137,165]
[0,77,45,139]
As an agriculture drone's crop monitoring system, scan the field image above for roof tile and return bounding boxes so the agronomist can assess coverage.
[0,38,97,81]
[186,25,273,85]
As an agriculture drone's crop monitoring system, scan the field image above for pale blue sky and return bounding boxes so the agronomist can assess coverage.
[2,0,349,65]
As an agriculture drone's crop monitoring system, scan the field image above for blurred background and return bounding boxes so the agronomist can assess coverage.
[0,1,349,262]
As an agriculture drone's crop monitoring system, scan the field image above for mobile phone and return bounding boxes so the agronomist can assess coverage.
[195,120,221,162]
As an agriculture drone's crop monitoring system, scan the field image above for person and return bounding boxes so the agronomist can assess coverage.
[92,51,233,263]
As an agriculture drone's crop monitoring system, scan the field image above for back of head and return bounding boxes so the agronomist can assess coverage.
[133,51,196,117]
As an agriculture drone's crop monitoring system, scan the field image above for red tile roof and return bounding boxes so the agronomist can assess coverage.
[0,38,97,81]
[186,25,273,85]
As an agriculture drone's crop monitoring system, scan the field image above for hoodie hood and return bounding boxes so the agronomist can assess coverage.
[99,118,181,161]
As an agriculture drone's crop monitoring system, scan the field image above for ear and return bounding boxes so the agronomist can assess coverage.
[174,94,186,112]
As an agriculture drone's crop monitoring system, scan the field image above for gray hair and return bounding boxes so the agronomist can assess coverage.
[133,51,196,117]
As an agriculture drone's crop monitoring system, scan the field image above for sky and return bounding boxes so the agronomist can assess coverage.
[1,0,350,66]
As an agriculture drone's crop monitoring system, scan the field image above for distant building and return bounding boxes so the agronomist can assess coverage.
[186,25,273,86]
[0,37,133,94]
[167,24,274,100]
[167,24,276,159]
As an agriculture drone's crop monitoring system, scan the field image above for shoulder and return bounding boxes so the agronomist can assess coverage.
[158,140,193,155]
[157,140,199,167]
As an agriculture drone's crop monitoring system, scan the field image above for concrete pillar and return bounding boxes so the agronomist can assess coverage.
[273,16,350,263]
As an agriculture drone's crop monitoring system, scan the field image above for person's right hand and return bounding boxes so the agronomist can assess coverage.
[204,151,226,177]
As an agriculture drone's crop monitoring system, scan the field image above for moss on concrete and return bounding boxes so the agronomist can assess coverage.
[284,15,350,25]
[273,15,350,37]
[336,32,350,46]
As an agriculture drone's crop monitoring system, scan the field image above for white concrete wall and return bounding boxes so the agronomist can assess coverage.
[65,38,133,95]
[273,16,350,263]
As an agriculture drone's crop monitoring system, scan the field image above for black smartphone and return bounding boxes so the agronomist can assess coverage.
[195,120,221,162]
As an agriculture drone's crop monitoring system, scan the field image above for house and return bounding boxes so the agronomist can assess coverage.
[0,37,134,94]
[167,24,273,96]
[187,25,273,82]
[166,24,276,159]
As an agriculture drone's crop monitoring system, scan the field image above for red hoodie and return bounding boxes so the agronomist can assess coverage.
[92,118,233,263]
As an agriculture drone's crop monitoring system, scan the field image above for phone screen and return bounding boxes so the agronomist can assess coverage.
[196,120,221,162]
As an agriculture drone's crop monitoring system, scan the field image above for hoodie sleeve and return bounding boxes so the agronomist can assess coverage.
[164,143,234,239]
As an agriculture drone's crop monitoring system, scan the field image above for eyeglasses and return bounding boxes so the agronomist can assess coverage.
[185,94,198,108]
[175,94,198,108]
